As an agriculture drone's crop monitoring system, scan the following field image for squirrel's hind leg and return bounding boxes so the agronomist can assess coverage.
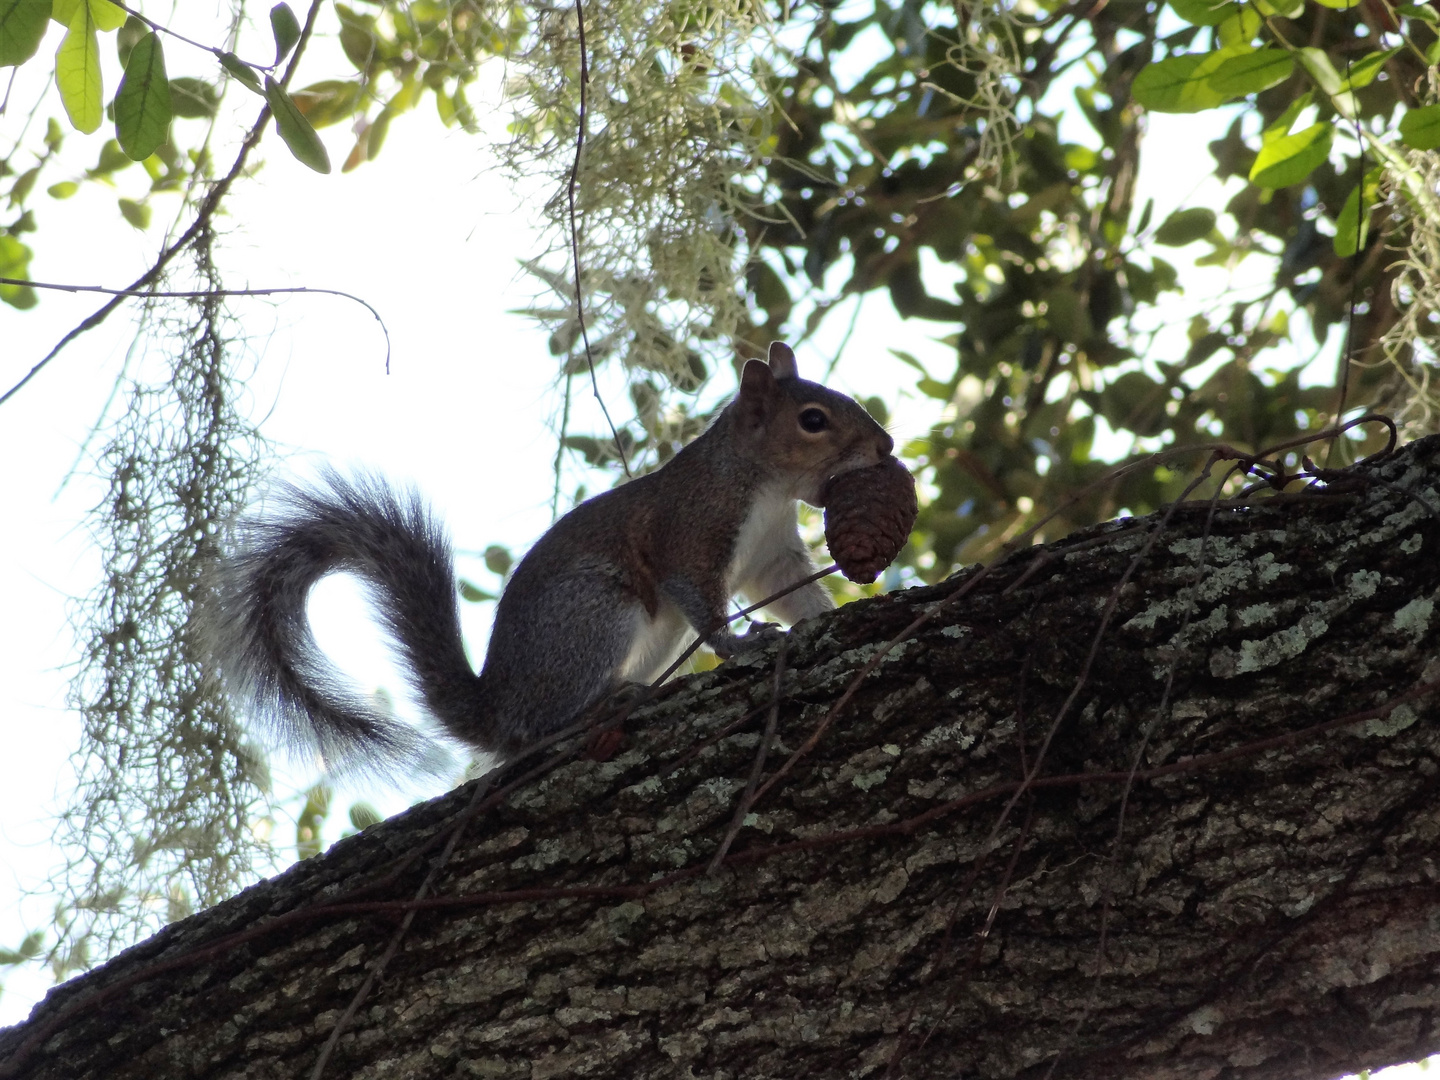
[619,601,691,684]
[479,571,649,754]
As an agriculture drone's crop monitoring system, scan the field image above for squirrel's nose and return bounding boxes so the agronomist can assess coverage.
[878,430,895,457]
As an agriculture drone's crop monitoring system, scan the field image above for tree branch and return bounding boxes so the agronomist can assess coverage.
[6,437,1440,1080]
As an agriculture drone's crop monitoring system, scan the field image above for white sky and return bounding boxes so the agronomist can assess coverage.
[0,11,1426,1076]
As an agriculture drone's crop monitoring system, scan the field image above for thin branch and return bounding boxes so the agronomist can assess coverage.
[566,0,630,478]
[106,0,268,70]
[5,614,1437,1078]
[1330,50,1368,456]
[0,279,391,371]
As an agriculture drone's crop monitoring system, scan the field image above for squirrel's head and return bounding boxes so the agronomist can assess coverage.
[732,341,895,506]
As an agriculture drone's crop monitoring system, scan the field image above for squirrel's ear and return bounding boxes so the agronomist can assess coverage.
[736,358,777,430]
[767,341,798,379]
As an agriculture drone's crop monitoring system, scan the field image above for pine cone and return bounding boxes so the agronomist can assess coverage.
[822,458,917,584]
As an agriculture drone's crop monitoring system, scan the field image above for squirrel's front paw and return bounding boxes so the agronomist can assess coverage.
[733,621,785,654]
[708,622,780,660]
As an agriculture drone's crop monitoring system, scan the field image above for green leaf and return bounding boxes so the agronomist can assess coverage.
[54,0,101,133]
[1342,46,1401,90]
[365,103,393,160]
[87,0,122,31]
[1297,47,1342,96]
[269,2,300,64]
[888,348,933,378]
[114,11,142,65]
[1216,7,1261,46]
[169,76,218,118]
[0,234,37,309]
[46,179,77,197]
[435,87,456,126]
[0,0,51,66]
[1333,170,1381,257]
[219,50,262,93]
[1135,197,1154,235]
[1101,371,1168,437]
[290,79,361,128]
[1207,48,1293,95]
[117,195,149,228]
[114,30,171,160]
[457,579,496,602]
[482,545,513,576]
[1154,207,1217,245]
[1400,103,1440,149]
[335,3,377,69]
[1311,0,1360,8]
[348,802,383,831]
[917,377,952,400]
[264,75,331,173]
[1065,144,1098,171]
[1133,54,1228,113]
[90,136,130,173]
[1169,0,1237,24]
[1263,91,1313,141]
[8,164,37,205]
[52,0,115,28]
[1151,255,1178,290]
[1249,121,1332,188]
[1397,3,1439,22]
[1255,0,1304,15]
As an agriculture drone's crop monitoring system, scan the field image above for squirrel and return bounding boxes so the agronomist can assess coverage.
[205,341,894,774]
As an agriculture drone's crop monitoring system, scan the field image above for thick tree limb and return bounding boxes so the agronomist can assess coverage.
[6,438,1440,1080]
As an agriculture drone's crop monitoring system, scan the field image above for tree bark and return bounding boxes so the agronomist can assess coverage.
[6,436,1440,1080]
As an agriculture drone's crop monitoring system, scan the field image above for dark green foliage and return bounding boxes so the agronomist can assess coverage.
[733,0,1424,578]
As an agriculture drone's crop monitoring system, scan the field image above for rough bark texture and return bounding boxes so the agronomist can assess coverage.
[6,438,1440,1080]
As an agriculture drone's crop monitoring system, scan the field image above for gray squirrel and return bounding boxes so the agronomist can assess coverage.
[206,342,894,774]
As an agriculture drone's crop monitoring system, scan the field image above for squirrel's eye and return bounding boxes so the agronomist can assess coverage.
[799,408,828,433]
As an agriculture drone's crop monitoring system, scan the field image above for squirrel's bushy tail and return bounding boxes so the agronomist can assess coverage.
[205,470,482,777]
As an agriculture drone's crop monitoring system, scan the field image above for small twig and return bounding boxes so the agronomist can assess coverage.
[107,0,267,69]
[707,638,788,874]
[1328,48,1368,460]
[552,371,574,519]
[565,0,629,478]
[821,292,863,381]
[0,278,391,371]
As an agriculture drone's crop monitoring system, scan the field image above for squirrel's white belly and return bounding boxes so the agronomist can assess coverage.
[726,486,800,595]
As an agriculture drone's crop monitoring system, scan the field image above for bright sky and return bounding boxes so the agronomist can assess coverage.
[0,12,1427,1076]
